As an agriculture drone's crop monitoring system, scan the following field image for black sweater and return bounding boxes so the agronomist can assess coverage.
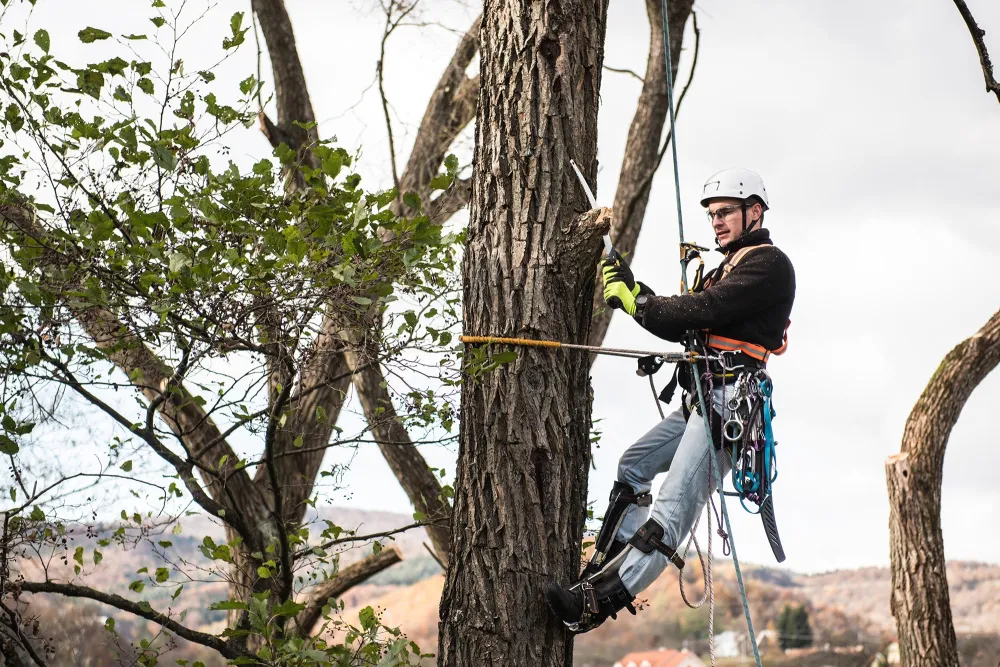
[640,229,795,353]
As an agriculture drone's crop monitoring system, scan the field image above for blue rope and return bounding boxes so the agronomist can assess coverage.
[660,2,763,666]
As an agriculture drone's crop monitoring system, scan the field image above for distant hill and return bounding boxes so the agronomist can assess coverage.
[14,507,1000,666]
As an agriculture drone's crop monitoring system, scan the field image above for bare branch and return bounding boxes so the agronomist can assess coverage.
[427,176,472,222]
[377,1,422,206]
[395,15,481,218]
[588,2,699,351]
[251,0,319,167]
[339,322,452,565]
[16,581,246,660]
[295,546,403,637]
[0,600,46,667]
[0,204,268,548]
[604,64,644,83]
[952,0,1000,102]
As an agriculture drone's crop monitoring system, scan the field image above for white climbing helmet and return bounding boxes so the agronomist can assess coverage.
[700,168,769,210]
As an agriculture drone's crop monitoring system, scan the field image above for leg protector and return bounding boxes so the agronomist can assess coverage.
[544,564,637,634]
[629,518,685,571]
[582,481,651,578]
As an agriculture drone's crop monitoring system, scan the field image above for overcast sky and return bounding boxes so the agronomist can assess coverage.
[21,0,1000,574]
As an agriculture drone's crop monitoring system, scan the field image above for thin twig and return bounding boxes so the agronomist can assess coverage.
[621,10,701,227]
[378,1,422,209]
[951,0,1000,102]
[604,65,645,83]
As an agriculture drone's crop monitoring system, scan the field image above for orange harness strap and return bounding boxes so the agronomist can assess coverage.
[704,244,790,361]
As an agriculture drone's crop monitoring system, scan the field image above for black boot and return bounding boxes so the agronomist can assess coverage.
[544,581,584,624]
[544,568,636,634]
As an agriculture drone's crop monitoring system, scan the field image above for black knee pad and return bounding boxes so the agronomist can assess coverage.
[628,518,685,570]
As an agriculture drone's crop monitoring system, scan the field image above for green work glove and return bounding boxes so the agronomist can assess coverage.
[602,263,641,315]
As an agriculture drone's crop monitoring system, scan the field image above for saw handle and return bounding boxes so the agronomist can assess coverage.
[605,246,625,310]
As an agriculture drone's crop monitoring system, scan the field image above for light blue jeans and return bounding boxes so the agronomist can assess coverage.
[612,386,732,595]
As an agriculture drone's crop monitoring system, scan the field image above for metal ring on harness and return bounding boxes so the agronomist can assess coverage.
[723,418,743,442]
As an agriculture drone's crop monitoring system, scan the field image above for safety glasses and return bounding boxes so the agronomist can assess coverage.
[706,204,743,222]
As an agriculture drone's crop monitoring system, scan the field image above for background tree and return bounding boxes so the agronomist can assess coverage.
[0,0,462,663]
[885,4,1000,666]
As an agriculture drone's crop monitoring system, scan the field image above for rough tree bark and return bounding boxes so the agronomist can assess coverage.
[437,2,611,665]
[885,309,1000,667]
[588,0,694,349]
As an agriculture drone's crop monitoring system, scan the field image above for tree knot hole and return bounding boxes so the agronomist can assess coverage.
[540,36,561,62]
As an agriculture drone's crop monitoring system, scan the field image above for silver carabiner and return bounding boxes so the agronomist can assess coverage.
[723,418,744,442]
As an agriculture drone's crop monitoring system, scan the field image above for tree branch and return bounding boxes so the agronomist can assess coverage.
[0,204,268,549]
[394,15,481,218]
[295,546,403,637]
[251,0,319,174]
[952,0,1000,102]
[588,2,698,351]
[16,581,246,660]
[338,321,452,565]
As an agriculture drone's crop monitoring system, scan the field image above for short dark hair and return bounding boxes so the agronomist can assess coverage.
[746,196,765,224]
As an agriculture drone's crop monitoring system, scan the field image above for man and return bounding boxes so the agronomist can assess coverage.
[545,168,796,632]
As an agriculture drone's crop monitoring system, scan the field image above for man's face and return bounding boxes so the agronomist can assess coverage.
[705,198,762,247]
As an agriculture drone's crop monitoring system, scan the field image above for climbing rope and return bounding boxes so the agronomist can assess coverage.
[659,0,764,665]
[458,335,707,362]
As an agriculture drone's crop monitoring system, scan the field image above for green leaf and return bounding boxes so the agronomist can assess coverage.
[119,460,132,472]
[0,435,18,456]
[429,173,453,190]
[256,566,271,579]
[152,145,177,171]
[168,252,190,272]
[93,550,103,565]
[154,567,170,583]
[493,351,517,364]
[403,191,421,211]
[78,27,113,43]
[104,618,115,632]
[223,12,248,50]
[29,506,44,522]
[73,546,84,565]
[271,600,305,617]
[33,29,50,53]
[208,599,248,611]
[150,16,166,28]
[76,69,104,99]
[129,580,145,593]
[137,78,154,95]
[292,435,303,448]
[123,34,147,41]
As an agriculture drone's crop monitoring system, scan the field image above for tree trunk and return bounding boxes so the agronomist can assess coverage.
[885,308,1000,667]
[437,2,610,665]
